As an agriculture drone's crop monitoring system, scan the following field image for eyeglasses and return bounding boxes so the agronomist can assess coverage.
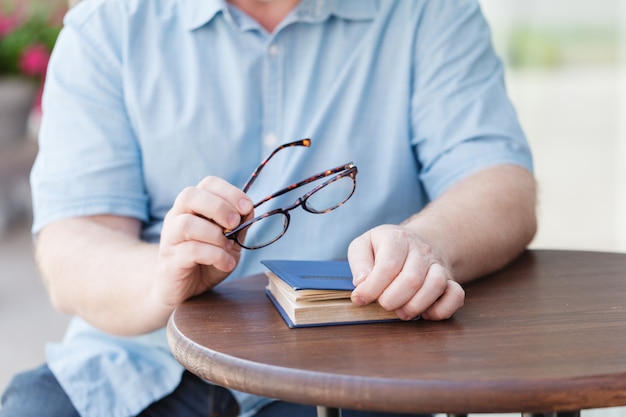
[224,138,358,250]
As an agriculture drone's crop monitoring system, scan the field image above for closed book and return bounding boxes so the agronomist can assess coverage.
[261,259,399,328]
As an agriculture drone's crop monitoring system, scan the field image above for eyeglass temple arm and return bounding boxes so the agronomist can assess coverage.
[242,138,312,193]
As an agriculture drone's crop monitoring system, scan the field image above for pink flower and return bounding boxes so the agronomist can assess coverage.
[0,11,20,36]
[19,43,50,77]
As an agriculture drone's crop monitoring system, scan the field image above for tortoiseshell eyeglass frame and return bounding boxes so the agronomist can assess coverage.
[224,138,358,250]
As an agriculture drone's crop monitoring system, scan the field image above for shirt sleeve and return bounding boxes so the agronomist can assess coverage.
[410,0,533,199]
[31,3,149,234]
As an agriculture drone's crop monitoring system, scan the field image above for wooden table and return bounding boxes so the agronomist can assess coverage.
[167,250,626,416]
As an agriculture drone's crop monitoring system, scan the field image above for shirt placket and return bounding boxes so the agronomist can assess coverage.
[262,36,283,154]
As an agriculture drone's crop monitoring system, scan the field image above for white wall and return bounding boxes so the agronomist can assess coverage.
[616,0,626,250]
[481,0,625,253]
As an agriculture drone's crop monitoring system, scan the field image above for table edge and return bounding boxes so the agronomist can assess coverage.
[167,309,626,413]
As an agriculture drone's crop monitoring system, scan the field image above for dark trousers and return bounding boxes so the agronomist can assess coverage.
[1,364,432,417]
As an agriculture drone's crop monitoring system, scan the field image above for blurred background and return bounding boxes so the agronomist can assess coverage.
[482,0,626,254]
[0,0,71,401]
[0,0,624,416]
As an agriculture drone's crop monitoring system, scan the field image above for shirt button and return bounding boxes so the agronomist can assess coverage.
[264,133,278,148]
[268,44,279,56]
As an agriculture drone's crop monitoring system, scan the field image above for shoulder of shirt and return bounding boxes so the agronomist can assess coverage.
[356,0,480,22]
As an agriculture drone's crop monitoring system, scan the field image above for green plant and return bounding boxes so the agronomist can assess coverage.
[0,1,65,80]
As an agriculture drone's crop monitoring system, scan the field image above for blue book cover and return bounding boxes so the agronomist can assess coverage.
[260,259,354,291]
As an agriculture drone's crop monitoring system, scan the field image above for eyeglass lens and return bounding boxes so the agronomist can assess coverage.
[302,174,355,213]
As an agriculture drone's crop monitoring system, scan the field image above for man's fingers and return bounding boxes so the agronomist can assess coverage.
[197,176,254,214]
[375,254,431,311]
[420,280,465,321]
[350,251,405,307]
[164,212,226,244]
[169,177,253,230]
[171,240,237,273]
[170,187,239,230]
[347,233,375,286]
[392,263,449,320]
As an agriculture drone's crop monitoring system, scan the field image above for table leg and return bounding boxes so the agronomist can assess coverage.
[446,414,468,417]
[316,406,342,417]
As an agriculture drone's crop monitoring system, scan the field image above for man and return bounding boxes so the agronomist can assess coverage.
[1,0,536,416]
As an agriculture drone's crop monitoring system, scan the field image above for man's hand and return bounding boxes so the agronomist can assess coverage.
[347,165,537,322]
[348,225,465,321]
[156,176,254,309]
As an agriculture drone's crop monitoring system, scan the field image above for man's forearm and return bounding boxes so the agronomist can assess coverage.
[36,216,172,336]
[402,164,537,284]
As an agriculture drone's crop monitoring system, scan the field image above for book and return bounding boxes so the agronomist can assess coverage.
[261,259,400,328]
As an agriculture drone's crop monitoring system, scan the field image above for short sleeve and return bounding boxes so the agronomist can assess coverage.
[410,0,533,199]
[31,3,149,234]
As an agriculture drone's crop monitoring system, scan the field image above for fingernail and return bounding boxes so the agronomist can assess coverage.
[239,198,253,213]
[351,294,365,306]
[228,213,240,228]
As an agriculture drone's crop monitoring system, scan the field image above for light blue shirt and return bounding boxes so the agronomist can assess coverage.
[31,0,533,416]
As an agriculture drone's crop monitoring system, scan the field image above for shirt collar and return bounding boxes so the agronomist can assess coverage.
[179,0,377,31]
[179,0,226,31]
[297,0,377,22]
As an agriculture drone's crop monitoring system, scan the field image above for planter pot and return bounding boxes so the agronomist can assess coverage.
[0,77,37,145]
[0,77,38,235]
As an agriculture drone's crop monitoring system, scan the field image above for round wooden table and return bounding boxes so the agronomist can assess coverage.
[167,250,626,416]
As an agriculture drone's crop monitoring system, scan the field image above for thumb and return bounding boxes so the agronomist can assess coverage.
[347,233,375,286]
